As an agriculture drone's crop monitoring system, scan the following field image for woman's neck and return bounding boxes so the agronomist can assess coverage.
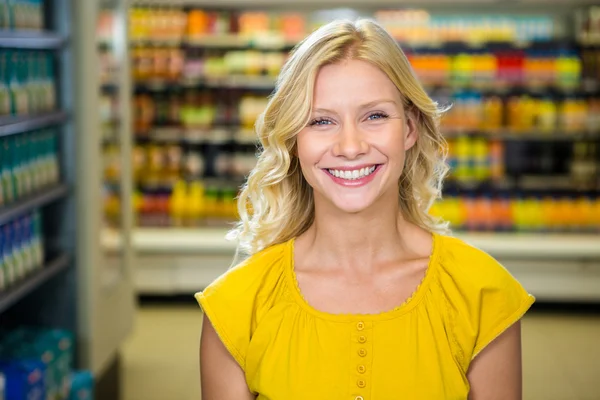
[297,194,431,273]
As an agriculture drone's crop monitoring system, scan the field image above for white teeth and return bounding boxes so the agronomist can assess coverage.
[327,166,377,181]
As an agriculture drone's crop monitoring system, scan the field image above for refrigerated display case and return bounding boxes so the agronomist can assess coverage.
[104,0,600,302]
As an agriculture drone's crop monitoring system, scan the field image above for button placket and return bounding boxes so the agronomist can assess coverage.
[351,320,373,400]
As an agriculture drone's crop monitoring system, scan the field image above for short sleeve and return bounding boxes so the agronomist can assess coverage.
[196,280,249,367]
[195,243,288,369]
[439,237,535,367]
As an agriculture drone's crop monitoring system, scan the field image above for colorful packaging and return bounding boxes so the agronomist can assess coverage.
[68,371,94,400]
[0,228,5,291]
[0,359,45,400]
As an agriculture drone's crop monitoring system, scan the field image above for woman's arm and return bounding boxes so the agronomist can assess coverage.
[200,314,255,400]
[467,321,523,400]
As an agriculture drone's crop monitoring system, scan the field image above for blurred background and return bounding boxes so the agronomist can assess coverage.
[0,0,599,399]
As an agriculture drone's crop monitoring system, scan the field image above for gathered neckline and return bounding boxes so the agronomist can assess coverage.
[284,233,441,322]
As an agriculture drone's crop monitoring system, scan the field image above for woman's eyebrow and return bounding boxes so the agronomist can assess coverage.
[312,100,399,115]
[358,99,398,110]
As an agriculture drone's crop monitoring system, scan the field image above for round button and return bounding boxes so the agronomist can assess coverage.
[356,321,365,331]
[355,397,364,400]
[357,365,366,374]
[357,380,366,388]
[358,335,366,343]
[358,348,367,357]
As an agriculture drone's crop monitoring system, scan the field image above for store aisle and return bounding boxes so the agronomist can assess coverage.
[121,305,600,400]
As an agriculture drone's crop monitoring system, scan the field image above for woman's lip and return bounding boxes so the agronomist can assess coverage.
[320,163,380,171]
[323,164,383,187]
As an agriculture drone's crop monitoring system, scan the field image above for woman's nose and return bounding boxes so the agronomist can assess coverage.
[332,124,368,159]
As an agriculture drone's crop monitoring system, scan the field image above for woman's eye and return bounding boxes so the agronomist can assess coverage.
[309,118,332,126]
[367,112,389,121]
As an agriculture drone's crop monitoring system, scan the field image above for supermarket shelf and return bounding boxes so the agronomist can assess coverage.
[135,125,600,143]
[135,126,258,144]
[185,35,297,50]
[132,0,599,7]
[130,38,183,47]
[0,184,69,225]
[0,253,70,314]
[443,130,600,140]
[101,227,600,259]
[445,177,600,194]
[135,76,277,91]
[0,30,67,49]
[0,112,69,138]
[135,76,600,95]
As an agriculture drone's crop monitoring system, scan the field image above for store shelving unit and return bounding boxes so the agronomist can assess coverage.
[0,111,69,137]
[0,0,74,327]
[0,253,70,314]
[0,30,67,49]
[1,1,136,398]
[0,184,69,225]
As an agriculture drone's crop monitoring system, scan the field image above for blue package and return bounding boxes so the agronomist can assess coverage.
[0,359,45,400]
[68,371,94,400]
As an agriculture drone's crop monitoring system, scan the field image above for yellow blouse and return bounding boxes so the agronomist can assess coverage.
[196,233,535,400]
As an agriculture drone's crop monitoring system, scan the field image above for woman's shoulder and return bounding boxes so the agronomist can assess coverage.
[433,233,534,366]
[199,239,291,299]
[436,233,513,287]
[194,239,293,367]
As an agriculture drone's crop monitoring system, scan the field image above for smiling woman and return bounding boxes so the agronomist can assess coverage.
[196,19,534,400]
[227,20,450,255]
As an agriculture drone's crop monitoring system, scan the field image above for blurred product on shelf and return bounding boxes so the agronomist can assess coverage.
[0,211,44,291]
[446,136,503,183]
[576,6,600,46]
[67,370,94,400]
[129,6,188,43]
[408,48,582,91]
[580,48,600,85]
[132,90,267,133]
[446,137,599,190]
[440,93,600,134]
[97,9,114,45]
[376,10,555,45]
[131,47,185,82]
[0,130,60,207]
[0,50,57,117]
[0,328,80,400]
[0,0,44,31]
[104,180,239,229]
[430,195,600,233]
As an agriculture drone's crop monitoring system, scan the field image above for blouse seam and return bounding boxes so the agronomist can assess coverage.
[471,294,535,360]
[436,276,466,372]
[198,293,246,368]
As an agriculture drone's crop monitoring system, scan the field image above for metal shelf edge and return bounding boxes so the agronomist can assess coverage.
[0,31,67,49]
[0,184,69,225]
[101,228,600,259]
[0,253,70,314]
[0,112,69,137]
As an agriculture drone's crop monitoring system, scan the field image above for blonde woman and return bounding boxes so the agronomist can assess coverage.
[197,19,534,400]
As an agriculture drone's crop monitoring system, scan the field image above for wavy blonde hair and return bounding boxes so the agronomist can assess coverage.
[228,19,449,256]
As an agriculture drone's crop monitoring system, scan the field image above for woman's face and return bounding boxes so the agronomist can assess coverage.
[296,59,418,214]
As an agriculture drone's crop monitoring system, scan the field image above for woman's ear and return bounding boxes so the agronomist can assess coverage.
[404,108,419,151]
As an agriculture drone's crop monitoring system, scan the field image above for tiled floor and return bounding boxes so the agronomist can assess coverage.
[121,305,600,400]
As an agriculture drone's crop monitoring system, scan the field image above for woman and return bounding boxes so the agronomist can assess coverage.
[197,19,534,400]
